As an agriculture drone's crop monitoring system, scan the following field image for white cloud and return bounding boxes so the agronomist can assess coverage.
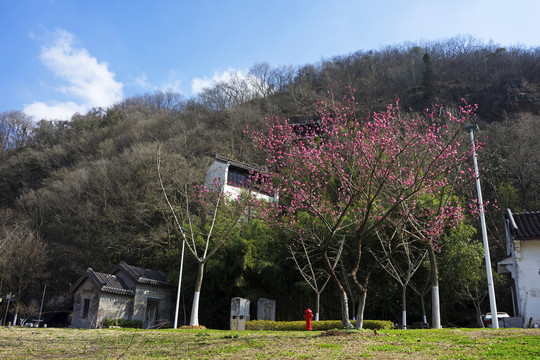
[132,70,183,95]
[135,73,151,88]
[191,77,212,95]
[191,68,252,95]
[159,71,183,93]
[23,101,87,121]
[24,29,123,120]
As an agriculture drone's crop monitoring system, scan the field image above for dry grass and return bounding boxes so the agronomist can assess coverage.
[0,326,538,359]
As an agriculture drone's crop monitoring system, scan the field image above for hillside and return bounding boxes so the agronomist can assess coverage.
[1,36,539,328]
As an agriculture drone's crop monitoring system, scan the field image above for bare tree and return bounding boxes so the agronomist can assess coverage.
[270,65,295,93]
[248,62,274,98]
[376,224,427,329]
[409,267,431,326]
[0,111,34,151]
[288,217,345,321]
[157,145,251,326]
[0,210,48,323]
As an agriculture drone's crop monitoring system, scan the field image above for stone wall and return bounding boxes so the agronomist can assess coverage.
[133,284,173,328]
[95,293,134,327]
[70,279,102,328]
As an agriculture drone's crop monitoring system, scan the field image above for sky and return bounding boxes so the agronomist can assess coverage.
[1,0,539,121]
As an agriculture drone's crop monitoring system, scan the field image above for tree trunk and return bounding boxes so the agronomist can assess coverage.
[315,292,320,322]
[339,290,353,328]
[402,285,407,329]
[410,281,429,325]
[428,245,441,329]
[355,289,367,329]
[472,297,484,327]
[190,261,205,326]
[322,251,352,328]
[420,291,427,325]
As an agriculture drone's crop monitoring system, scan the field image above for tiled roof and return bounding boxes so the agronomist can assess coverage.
[70,262,172,294]
[505,209,540,240]
[87,268,135,296]
[118,261,172,287]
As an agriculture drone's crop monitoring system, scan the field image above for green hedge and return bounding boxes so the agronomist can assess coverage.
[245,319,393,331]
[102,318,143,329]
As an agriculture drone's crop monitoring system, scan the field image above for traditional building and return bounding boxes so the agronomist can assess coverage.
[499,209,540,328]
[70,261,174,329]
[205,154,278,202]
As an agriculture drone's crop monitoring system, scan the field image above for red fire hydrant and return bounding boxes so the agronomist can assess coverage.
[304,308,313,330]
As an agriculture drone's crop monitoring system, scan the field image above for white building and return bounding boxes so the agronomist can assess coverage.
[205,155,278,203]
[499,209,540,328]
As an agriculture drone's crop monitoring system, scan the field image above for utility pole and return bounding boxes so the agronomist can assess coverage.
[465,124,499,328]
[3,292,13,326]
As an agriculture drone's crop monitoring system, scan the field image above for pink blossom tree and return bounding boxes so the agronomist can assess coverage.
[250,90,476,329]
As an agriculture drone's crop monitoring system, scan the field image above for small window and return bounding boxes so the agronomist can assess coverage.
[82,299,90,318]
[228,170,249,188]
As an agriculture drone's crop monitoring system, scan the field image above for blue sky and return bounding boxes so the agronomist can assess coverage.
[1,0,539,120]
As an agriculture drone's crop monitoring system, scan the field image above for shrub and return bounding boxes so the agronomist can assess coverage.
[102,318,143,329]
[362,320,394,330]
[245,319,393,331]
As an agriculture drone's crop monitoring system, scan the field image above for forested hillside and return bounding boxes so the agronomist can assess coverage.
[1,36,539,328]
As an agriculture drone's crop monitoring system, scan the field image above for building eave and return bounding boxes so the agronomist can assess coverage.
[215,154,262,173]
[505,209,540,241]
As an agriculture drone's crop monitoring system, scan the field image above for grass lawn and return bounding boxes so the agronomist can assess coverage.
[0,326,538,359]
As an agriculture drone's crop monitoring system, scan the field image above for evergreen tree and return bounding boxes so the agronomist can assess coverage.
[422,52,435,100]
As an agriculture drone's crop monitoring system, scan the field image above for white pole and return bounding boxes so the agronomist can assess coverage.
[467,125,499,329]
[174,236,186,329]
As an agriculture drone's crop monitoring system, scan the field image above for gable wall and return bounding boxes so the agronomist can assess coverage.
[70,279,101,328]
[205,160,228,190]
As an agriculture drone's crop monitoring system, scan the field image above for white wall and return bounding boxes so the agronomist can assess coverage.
[515,240,540,327]
[205,161,228,190]
[222,183,276,202]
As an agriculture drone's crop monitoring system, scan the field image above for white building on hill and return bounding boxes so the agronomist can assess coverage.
[205,155,278,203]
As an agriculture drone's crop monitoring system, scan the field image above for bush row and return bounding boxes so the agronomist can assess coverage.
[245,319,393,331]
[102,318,143,329]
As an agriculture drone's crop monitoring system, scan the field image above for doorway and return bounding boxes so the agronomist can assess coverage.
[145,299,160,329]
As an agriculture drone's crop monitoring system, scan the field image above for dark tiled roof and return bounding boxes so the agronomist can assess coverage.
[215,154,261,173]
[70,262,172,294]
[116,261,173,287]
[87,268,135,296]
[506,209,540,240]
